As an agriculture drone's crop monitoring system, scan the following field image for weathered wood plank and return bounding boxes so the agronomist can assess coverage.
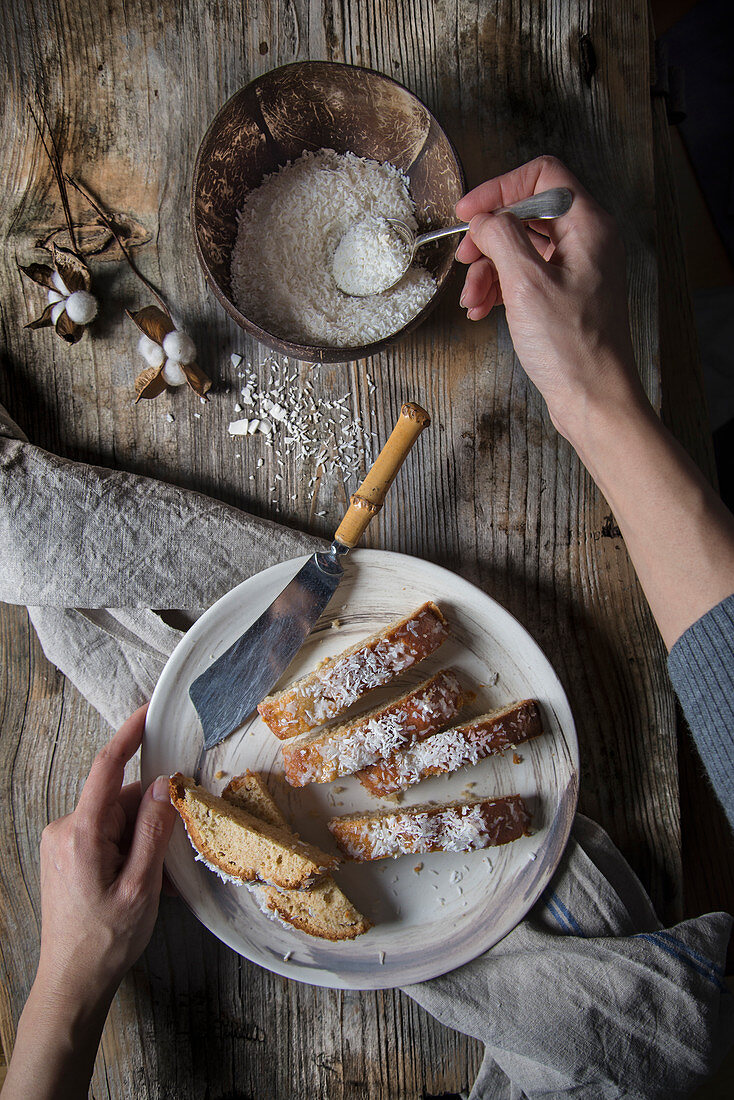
[0,1,684,1096]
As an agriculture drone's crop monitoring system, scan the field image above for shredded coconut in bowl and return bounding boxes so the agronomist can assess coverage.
[230,149,436,348]
[332,214,412,296]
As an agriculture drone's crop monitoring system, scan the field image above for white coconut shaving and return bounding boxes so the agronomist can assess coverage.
[230,149,436,347]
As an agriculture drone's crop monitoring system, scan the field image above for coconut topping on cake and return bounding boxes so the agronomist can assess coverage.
[282,669,465,786]
[358,700,543,796]
[328,796,531,861]
[258,602,449,740]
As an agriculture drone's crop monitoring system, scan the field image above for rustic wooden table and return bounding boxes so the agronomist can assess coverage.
[1,1,731,1096]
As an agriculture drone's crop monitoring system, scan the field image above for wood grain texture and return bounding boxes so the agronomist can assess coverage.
[0,1,681,1096]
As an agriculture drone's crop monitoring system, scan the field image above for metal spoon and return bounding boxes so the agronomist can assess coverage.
[333,186,573,297]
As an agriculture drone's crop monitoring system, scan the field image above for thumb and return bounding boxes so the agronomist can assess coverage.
[468,211,546,279]
[122,775,177,894]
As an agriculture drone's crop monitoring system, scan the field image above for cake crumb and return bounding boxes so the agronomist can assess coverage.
[413,862,424,874]
[331,618,342,630]
[378,951,385,965]
[512,752,523,764]
[283,950,293,962]
[215,770,226,780]
[333,785,347,794]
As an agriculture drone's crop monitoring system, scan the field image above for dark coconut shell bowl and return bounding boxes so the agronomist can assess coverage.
[192,61,465,364]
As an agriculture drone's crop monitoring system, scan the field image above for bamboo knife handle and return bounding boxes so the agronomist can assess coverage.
[334,402,430,549]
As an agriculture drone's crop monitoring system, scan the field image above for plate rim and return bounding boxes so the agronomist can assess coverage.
[143,548,579,989]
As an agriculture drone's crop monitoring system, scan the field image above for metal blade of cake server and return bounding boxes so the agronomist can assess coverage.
[188,554,344,749]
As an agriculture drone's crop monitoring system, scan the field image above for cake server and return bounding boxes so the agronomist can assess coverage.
[190,401,430,748]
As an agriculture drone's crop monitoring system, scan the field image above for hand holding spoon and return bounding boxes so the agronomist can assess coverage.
[332,186,573,297]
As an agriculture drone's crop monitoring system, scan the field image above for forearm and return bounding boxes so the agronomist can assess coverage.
[3,974,113,1100]
[566,385,734,650]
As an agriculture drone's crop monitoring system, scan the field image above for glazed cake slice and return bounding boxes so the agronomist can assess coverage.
[281,669,465,787]
[169,773,338,889]
[222,771,371,941]
[258,601,449,740]
[357,700,543,796]
[328,796,531,861]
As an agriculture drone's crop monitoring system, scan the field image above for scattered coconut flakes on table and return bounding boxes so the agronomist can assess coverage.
[224,353,373,490]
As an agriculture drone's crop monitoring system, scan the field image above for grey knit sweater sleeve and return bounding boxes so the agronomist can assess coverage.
[668,593,734,826]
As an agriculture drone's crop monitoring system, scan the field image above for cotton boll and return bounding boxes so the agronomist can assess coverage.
[51,301,66,325]
[138,334,165,368]
[162,330,196,364]
[52,270,69,296]
[161,359,187,386]
[65,290,98,325]
[47,289,64,306]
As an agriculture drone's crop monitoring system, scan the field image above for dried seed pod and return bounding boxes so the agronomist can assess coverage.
[127,305,211,402]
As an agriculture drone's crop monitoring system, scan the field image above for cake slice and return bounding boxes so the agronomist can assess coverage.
[169,773,338,889]
[258,601,449,740]
[329,796,530,861]
[221,771,371,940]
[281,669,465,787]
[357,700,543,796]
[222,771,288,828]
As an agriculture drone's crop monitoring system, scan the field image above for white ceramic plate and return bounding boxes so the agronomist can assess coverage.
[143,550,578,989]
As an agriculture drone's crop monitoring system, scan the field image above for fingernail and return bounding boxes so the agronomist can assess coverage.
[152,775,171,802]
[459,290,468,307]
[467,308,478,321]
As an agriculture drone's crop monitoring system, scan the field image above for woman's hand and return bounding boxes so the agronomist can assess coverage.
[3,705,176,1100]
[457,156,734,652]
[37,704,176,1004]
[455,155,648,442]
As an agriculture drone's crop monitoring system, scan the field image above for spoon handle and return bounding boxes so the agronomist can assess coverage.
[414,222,470,247]
[496,186,573,221]
[414,186,573,248]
